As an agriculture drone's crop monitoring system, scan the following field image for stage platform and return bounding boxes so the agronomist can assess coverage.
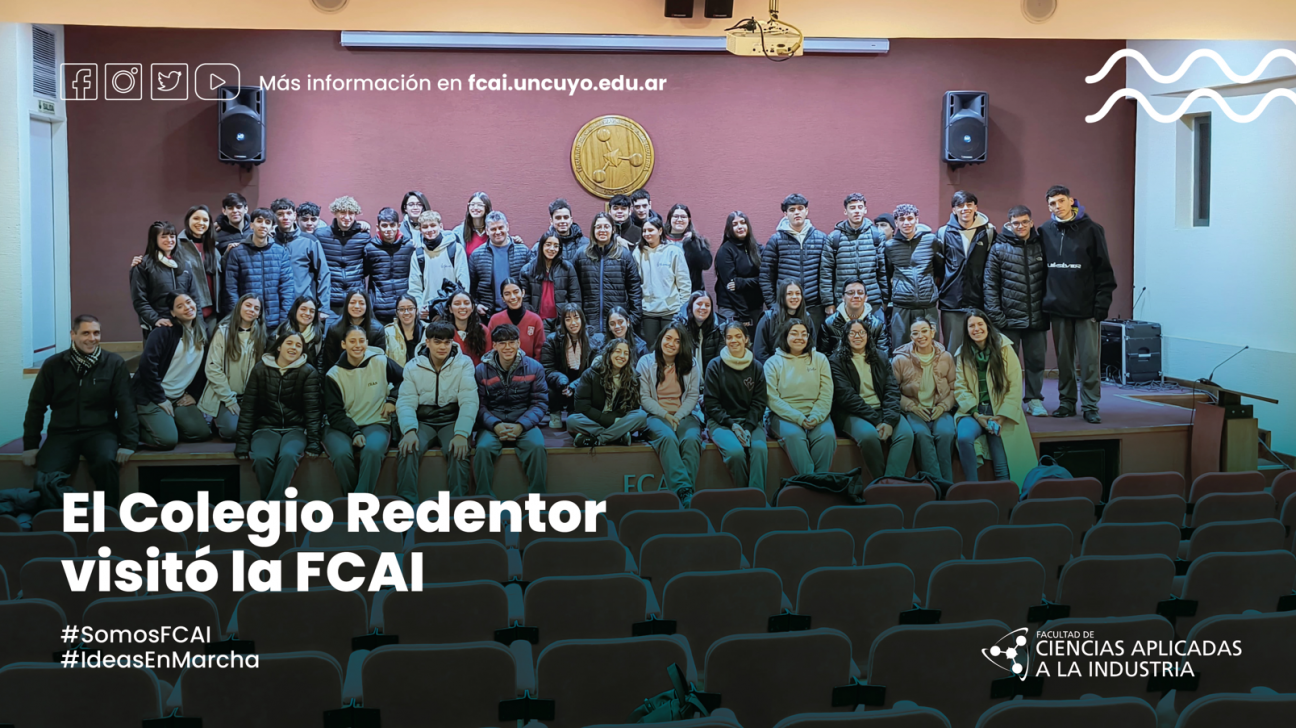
[1,381,1197,504]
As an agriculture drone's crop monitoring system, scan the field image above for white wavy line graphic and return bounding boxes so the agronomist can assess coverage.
[1086,87,1296,123]
[1086,48,1296,85]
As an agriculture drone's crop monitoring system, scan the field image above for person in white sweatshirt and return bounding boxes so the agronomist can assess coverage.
[633,213,691,348]
[406,210,468,314]
[322,326,405,495]
[764,317,837,475]
[396,321,479,501]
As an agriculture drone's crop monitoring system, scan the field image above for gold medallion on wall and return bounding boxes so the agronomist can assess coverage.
[571,116,654,199]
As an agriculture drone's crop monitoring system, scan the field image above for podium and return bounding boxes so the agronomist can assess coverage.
[1170,378,1276,480]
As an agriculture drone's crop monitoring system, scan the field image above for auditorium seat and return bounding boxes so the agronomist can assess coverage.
[1173,550,1296,636]
[1081,522,1181,558]
[0,515,19,532]
[945,480,1019,524]
[1009,497,1094,556]
[522,537,636,580]
[1099,495,1186,526]
[83,593,223,682]
[1282,496,1296,552]
[604,489,681,530]
[516,512,612,552]
[619,509,712,563]
[1029,615,1174,701]
[1189,491,1275,528]
[523,573,657,654]
[20,555,134,624]
[924,558,1045,629]
[0,599,65,668]
[973,524,1072,596]
[1174,692,1296,728]
[346,642,528,727]
[722,507,810,562]
[1109,471,1186,499]
[173,650,342,727]
[590,708,742,728]
[0,662,164,727]
[374,580,521,643]
[860,481,938,527]
[973,697,1156,728]
[86,526,187,562]
[203,521,296,559]
[1025,476,1103,504]
[147,549,248,629]
[692,487,769,531]
[1055,554,1175,618]
[403,539,516,584]
[31,506,122,555]
[862,527,962,602]
[753,529,854,598]
[0,531,76,597]
[819,505,905,564]
[301,520,405,552]
[866,620,1010,728]
[128,501,209,552]
[703,629,855,728]
[0,564,5,599]
[280,545,386,613]
[663,568,787,670]
[1182,518,1285,560]
[795,565,914,667]
[639,532,746,603]
[327,494,405,523]
[1188,470,1266,503]
[1271,469,1296,512]
[773,707,951,728]
[913,500,999,558]
[776,486,856,530]
[1173,611,1296,713]
[513,491,590,511]
[229,588,369,667]
[534,635,694,728]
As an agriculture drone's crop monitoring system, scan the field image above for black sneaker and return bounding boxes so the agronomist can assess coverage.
[1051,407,1076,418]
[573,433,593,448]
[1083,410,1102,424]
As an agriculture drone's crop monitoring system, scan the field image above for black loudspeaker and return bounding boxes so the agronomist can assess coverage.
[665,0,693,18]
[704,0,733,18]
[943,91,988,164]
[218,85,266,165]
[1101,320,1162,385]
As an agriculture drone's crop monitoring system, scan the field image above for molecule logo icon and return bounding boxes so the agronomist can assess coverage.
[982,627,1030,681]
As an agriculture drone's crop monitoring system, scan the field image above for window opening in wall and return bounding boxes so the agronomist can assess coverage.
[1193,114,1211,227]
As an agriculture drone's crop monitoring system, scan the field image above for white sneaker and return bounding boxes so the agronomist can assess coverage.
[1027,399,1048,417]
[549,412,563,430]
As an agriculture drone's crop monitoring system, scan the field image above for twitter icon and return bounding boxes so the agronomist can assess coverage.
[151,63,189,100]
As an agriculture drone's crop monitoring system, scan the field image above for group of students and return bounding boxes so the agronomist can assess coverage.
[23,184,1116,505]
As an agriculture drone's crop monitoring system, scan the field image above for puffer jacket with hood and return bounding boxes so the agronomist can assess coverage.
[274,225,331,309]
[130,254,201,331]
[882,223,941,309]
[937,211,996,311]
[1037,205,1117,321]
[829,345,902,430]
[475,350,548,432]
[364,233,416,323]
[467,241,532,318]
[537,223,590,266]
[234,353,322,456]
[407,230,468,308]
[520,256,581,319]
[396,344,480,437]
[222,237,295,328]
[890,341,957,416]
[984,226,1048,331]
[314,220,373,309]
[323,346,404,437]
[575,240,644,335]
[760,218,831,308]
[821,218,886,308]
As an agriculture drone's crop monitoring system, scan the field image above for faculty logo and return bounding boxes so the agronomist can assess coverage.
[571,116,655,199]
[982,627,1030,681]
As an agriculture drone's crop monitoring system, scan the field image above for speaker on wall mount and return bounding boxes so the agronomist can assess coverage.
[218,85,265,167]
[665,0,693,18]
[943,90,988,165]
[704,0,733,18]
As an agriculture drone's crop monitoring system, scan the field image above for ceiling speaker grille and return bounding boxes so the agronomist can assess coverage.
[312,0,348,13]
[1022,0,1057,24]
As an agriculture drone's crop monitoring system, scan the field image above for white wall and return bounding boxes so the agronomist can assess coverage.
[1129,39,1296,454]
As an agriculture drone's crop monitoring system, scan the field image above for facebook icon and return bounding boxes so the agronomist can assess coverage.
[61,63,99,100]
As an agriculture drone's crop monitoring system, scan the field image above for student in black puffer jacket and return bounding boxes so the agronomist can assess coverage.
[235,330,322,500]
[759,193,831,332]
[521,231,581,330]
[363,207,416,324]
[314,196,372,313]
[984,206,1050,415]
[576,213,643,336]
[538,198,590,265]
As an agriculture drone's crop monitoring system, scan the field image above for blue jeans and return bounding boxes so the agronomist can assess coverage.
[905,412,956,483]
[709,422,769,491]
[846,415,915,480]
[768,415,837,476]
[644,413,703,491]
[956,416,1010,482]
[475,426,548,496]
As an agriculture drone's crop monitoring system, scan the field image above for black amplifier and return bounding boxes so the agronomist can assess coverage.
[1101,319,1162,385]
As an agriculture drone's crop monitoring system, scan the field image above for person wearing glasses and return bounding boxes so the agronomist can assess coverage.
[984,206,1050,417]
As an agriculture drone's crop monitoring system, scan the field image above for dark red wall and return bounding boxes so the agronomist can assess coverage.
[66,28,1134,339]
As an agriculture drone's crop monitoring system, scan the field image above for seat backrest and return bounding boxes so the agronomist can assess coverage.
[619,509,711,564]
[663,568,785,669]
[233,589,368,667]
[1190,492,1276,528]
[303,520,405,552]
[1175,692,1296,728]
[360,642,517,726]
[946,481,1019,524]
[280,545,386,613]
[0,531,76,598]
[0,515,18,532]
[83,593,222,683]
[0,599,66,669]
[328,495,406,524]
[691,488,768,531]
[862,527,962,602]
[868,620,1010,728]
[1109,472,1186,500]
[604,491,681,531]
[379,580,511,644]
[1099,495,1186,526]
[1081,522,1181,558]
[203,521,296,559]
[1188,470,1266,503]
[973,524,1073,597]
[860,483,938,528]
[524,573,648,653]
[0,661,162,727]
[925,558,1045,629]
[1176,550,1296,636]
[516,512,611,552]
[776,486,855,531]
[722,507,810,562]
[21,555,134,625]
[705,629,854,728]
[535,635,691,728]
[819,505,905,564]
[1056,554,1175,618]
[771,706,951,728]
[639,533,744,603]
[147,550,245,631]
[523,537,632,581]
[974,696,1157,728]
[1187,518,1285,560]
[86,527,187,563]
[796,564,915,668]
[753,529,854,599]
[404,539,510,584]
[1026,476,1103,504]
[1282,496,1296,552]
[913,500,999,558]
[1271,470,1296,512]
[411,502,507,546]
[1175,610,1296,712]
[1031,615,1175,700]
[31,506,123,556]
[513,491,590,510]
[1009,497,1094,556]
[180,650,342,726]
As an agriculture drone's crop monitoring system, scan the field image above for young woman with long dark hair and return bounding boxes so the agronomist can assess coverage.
[713,211,762,336]
[576,211,643,337]
[634,213,691,347]
[453,192,492,257]
[439,290,491,366]
[130,221,201,341]
[235,330,322,500]
[676,290,721,376]
[486,278,545,361]
[540,304,592,430]
[830,318,914,479]
[589,305,649,360]
[753,279,814,365]
[891,317,957,483]
[199,294,267,440]
[664,203,713,293]
[521,231,581,331]
[636,323,703,506]
[384,294,425,368]
[568,338,646,448]
[954,310,1035,484]
[398,190,431,245]
[277,296,326,372]
[322,289,384,371]
[132,293,211,449]
[764,318,836,476]
[703,320,768,490]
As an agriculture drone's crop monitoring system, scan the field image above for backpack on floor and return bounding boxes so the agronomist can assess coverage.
[628,663,713,723]
[1019,455,1073,501]
[778,468,867,504]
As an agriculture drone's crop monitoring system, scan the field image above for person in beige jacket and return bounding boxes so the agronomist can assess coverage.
[953,310,1036,485]
[764,318,836,475]
[891,317,957,483]
[198,294,267,439]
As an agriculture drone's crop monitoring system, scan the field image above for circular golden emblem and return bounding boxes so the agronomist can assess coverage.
[571,115,655,199]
